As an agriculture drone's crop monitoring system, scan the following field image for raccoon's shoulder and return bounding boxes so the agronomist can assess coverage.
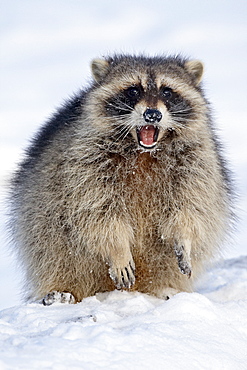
[29,91,87,155]
[17,90,89,174]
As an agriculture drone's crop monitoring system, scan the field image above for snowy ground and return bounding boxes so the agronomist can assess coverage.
[0,258,247,370]
[1,0,247,368]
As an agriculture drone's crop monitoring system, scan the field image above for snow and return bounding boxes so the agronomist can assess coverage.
[1,0,247,368]
[0,258,247,369]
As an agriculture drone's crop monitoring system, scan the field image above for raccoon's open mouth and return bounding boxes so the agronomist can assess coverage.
[136,125,159,149]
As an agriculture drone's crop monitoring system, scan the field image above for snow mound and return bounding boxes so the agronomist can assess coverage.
[0,257,247,370]
[197,255,247,302]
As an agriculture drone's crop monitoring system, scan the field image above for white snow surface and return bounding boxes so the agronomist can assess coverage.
[0,257,247,369]
[1,0,247,368]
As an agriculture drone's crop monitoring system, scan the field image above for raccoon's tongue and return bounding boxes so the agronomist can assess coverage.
[137,125,158,148]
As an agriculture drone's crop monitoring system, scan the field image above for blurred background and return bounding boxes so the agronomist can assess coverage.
[1,0,246,309]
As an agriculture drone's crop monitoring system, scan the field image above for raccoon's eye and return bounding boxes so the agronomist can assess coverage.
[126,86,141,99]
[161,87,173,100]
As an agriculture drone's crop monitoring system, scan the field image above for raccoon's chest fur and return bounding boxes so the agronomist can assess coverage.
[111,150,179,242]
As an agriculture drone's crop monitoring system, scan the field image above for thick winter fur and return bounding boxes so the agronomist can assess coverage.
[10,54,232,303]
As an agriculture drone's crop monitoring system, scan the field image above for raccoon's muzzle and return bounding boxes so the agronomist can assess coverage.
[137,108,162,149]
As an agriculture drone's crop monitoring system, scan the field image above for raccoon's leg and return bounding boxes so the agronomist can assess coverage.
[174,240,192,278]
[42,291,75,306]
[92,217,135,289]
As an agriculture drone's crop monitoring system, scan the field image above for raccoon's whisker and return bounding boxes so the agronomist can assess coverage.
[117,101,135,112]
[109,115,133,127]
[109,117,137,144]
[103,96,135,114]
[173,118,198,127]
[170,107,194,116]
[105,103,131,114]
[172,113,194,119]
[114,123,133,143]
[172,117,195,124]
[106,98,134,112]
[107,129,130,149]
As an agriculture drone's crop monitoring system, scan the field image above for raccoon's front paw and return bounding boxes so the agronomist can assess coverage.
[174,243,192,278]
[42,291,75,306]
[109,259,136,290]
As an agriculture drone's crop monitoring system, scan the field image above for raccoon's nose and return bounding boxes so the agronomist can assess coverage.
[143,109,162,123]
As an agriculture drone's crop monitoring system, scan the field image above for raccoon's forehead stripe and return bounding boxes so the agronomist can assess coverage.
[112,73,148,90]
[146,70,158,92]
[98,69,162,95]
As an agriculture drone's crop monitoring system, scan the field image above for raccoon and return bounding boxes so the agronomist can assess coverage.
[10,54,232,305]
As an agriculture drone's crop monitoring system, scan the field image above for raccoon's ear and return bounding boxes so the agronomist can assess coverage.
[184,60,204,85]
[91,58,110,82]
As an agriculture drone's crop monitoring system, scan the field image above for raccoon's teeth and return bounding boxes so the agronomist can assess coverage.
[136,125,159,149]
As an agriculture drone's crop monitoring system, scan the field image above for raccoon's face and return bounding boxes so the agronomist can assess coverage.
[87,55,206,151]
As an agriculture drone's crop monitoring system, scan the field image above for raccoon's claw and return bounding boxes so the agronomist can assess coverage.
[174,244,192,278]
[109,260,136,290]
[177,260,192,278]
[42,291,75,306]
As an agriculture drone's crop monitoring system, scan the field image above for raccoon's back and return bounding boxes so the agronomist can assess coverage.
[13,92,87,185]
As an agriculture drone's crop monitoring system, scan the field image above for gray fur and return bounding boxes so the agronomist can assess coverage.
[9,54,233,303]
